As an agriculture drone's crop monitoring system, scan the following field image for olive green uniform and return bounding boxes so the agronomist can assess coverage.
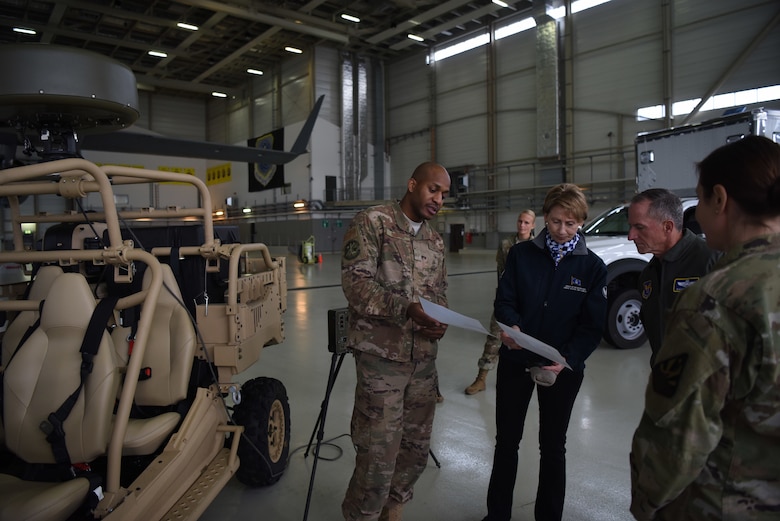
[638,229,715,362]
[478,234,524,370]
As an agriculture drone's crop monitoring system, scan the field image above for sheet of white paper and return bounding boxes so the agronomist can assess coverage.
[419,297,492,337]
[496,322,571,370]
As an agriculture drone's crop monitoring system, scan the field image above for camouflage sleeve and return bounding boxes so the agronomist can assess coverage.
[630,305,730,520]
[341,211,409,322]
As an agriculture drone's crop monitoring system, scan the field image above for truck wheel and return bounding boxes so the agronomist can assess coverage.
[232,376,291,487]
[605,288,646,349]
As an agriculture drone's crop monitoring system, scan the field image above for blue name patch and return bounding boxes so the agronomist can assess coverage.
[673,277,700,292]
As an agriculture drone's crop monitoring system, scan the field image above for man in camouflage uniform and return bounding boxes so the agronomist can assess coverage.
[341,162,451,521]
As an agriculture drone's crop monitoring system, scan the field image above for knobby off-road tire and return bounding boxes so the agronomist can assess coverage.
[604,288,646,349]
[232,376,291,487]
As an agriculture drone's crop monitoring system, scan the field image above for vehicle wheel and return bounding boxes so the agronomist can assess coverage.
[604,288,646,349]
[232,376,291,487]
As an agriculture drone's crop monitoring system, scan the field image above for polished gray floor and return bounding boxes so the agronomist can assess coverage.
[201,249,649,521]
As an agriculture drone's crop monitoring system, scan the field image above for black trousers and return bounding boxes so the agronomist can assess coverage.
[484,355,585,521]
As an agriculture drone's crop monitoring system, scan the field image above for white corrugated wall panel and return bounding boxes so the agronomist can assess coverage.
[314,46,342,126]
[495,29,536,76]
[495,60,536,164]
[433,44,488,168]
[148,94,206,141]
[434,46,488,93]
[389,138,431,187]
[437,115,489,167]
[227,106,249,144]
[574,0,659,55]
[387,53,432,185]
[281,54,313,125]
[673,1,780,99]
[252,97,275,135]
[387,53,429,108]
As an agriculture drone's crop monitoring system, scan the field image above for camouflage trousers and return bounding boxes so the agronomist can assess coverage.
[342,351,438,521]
[477,313,502,371]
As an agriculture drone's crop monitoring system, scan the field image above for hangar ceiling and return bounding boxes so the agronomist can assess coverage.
[0,0,534,97]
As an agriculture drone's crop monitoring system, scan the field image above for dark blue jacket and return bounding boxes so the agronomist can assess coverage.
[494,230,607,371]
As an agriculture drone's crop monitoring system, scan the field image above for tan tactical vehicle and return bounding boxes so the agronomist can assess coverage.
[0,44,316,520]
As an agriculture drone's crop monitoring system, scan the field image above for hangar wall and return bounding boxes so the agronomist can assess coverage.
[385,0,780,240]
[9,0,777,252]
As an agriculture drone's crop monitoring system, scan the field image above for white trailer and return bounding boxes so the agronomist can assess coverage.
[636,108,780,197]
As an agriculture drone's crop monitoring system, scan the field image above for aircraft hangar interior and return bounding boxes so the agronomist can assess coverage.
[0,1,778,520]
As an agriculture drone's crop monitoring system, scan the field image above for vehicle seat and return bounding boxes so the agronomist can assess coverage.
[111,264,197,456]
[0,272,121,521]
[1,265,64,367]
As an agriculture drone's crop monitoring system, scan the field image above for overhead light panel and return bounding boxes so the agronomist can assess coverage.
[247,68,264,75]
[242,207,252,214]
[176,22,199,31]
[13,27,36,35]
[211,91,228,98]
[285,46,303,54]
[341,13,361,23]
[492,0,509,7]
[407,34,424,42]
[293,200,306,209]
[148,50,168,58]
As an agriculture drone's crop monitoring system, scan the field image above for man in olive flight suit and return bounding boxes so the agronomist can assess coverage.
[628,189,716,363]
[341,162,451,521]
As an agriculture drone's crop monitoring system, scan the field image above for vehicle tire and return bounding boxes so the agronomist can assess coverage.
[232,376,291,487]
[604,288,646,349]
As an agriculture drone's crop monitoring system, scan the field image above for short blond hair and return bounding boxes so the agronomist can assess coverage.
[542,183,588,222]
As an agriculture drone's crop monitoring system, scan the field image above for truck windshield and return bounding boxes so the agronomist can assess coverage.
[583,205,630,236]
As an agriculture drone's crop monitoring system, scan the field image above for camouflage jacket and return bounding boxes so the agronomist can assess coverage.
[495,233,523,283]
[630,233,780,520]
[341,201,448,362]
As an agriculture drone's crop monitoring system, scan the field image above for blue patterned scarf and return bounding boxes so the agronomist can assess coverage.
[545,231,580,266]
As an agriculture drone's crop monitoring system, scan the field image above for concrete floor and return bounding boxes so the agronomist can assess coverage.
[200,248,649,521]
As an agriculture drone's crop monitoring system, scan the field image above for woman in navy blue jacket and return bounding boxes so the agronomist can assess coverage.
[481,183,608,521]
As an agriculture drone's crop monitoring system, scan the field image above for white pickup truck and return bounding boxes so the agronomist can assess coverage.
[583,198,700,349]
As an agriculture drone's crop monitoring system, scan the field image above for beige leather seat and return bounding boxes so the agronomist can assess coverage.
[1,265,64,366]
[0,273,121,521]
[111,264,197,455]
[0,265,64,451]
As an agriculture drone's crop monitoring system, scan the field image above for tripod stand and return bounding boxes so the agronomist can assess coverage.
[302,349,442,521]
[303,350,346,521]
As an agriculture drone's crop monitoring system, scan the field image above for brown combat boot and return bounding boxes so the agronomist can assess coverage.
[379,499,403,521]
[465,369,488,395]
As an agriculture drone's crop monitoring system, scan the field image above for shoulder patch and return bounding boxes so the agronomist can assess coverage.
[641,280,652,300]
[343,239,361,261]
[651,353,688,398]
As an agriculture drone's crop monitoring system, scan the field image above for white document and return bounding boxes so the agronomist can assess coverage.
[419,297,491,336]
[496,322,571,370]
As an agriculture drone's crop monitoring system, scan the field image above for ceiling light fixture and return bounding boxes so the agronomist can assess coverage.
[242,207,252,214]
[247,68,264,75]
[293,200,307,209]
[341,13,361,23]
[285,46,303,54]
[176,22,199,31]
[492,0,509,7]
[13,27,36,35]
[407,34,424,42]
[211,91,228,98]
[147,50,168,58]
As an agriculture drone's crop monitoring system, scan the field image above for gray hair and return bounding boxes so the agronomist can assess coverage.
[631,188,683,230]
